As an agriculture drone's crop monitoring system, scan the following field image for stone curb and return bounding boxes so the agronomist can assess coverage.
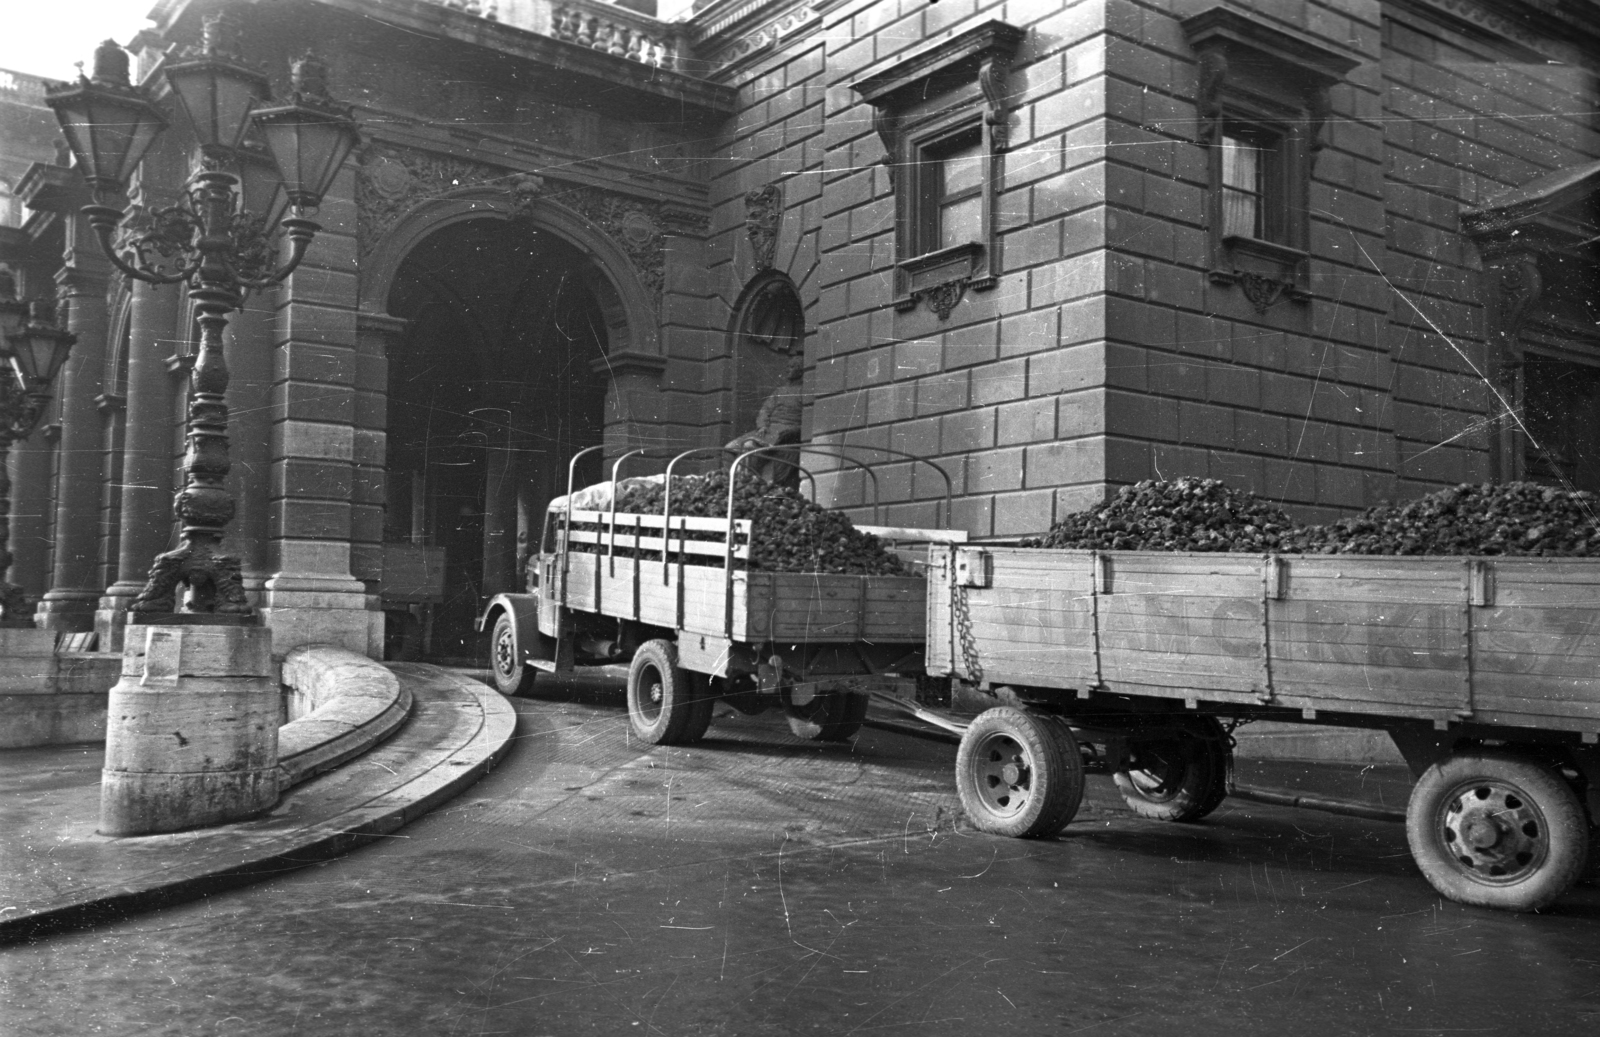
[0,667,516,947]
[278,645,413,787]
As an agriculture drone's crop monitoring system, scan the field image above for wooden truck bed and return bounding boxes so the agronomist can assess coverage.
[926,545,1600,740]
[553,508,927,644]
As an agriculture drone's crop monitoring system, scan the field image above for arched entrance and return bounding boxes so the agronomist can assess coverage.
[383,217,611,661]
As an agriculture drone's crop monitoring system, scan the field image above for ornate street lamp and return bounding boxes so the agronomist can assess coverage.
[45,19,359,618]
[0,272,75,626]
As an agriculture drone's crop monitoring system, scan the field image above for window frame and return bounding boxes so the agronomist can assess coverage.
[1184,6,1358,314]
[853,20,1025,319]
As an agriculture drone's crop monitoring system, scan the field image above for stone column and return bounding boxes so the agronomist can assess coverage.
[7,400,56,602]
[96,279,182,649]
[261,165,379,657]
[223,290,274,606]
[37,239,112,632]
[353,311,401,612]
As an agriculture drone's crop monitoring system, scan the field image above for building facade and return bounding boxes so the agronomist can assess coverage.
[2,0,1597,665]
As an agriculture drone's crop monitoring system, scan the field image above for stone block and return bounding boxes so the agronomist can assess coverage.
[1030,342,1104,395]
[275,419,356,463]
[967,446,1026,493]
[940,408,997,454]
[101,624,279,836]
[993,488,1058,536]
[917,370,969,415]
[271,459,354,501]
[997,396,1058,446]
[1026,436,1102,488]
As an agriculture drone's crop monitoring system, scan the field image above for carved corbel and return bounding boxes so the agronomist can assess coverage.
[873,108,900,186]
[744,181,783,272]
[978,55,1013,151]
[1196,49,1228,144]
[1306,87,1333,156]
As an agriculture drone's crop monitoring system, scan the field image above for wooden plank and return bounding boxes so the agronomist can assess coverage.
[1269,659,1465,704]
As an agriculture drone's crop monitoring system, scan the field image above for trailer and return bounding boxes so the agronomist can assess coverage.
[900,543,1600,912]
[479,445,960,744]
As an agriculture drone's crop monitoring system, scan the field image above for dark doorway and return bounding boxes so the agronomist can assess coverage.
[384,218,609,662]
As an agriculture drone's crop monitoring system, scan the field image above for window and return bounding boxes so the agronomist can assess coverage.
[853,21,1025,320]
[1220,130,1278,240]
[919,130,985,254]
[1183,7,1358,313]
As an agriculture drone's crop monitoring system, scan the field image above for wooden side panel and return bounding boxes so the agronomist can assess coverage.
[953,549,1097,690]
[1268,557,1466,718]
[1097,554,1263,695]
[742,574,926,642]
[1472,561,1600,732]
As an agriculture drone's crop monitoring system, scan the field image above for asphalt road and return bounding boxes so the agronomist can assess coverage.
[7,675,1600,1037]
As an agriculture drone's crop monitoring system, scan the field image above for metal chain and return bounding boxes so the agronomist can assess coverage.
[953,583,983,686]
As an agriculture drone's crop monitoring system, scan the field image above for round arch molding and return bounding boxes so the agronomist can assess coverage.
[357,184,661,363]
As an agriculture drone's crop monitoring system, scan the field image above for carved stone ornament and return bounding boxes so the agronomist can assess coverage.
[745,181,783,271]
[915,278,968,321]
[1237,272,1287,314]
[357,145,669,300]
[1487,250,1543,387]
[506,173,545,220]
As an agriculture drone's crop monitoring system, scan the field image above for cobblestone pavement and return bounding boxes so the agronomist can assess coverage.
[6,674,1600,1036]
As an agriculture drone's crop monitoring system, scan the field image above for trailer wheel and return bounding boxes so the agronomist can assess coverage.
[784,686,868,742]
[627,640,699,745]
[488,612,537,697]
[1113,717,1231,823]
[1407,752,1589,912]
[955,708,1083,839]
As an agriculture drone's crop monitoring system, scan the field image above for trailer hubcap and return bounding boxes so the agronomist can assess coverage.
[970,733,1034,817]
[1438,781,1549,883]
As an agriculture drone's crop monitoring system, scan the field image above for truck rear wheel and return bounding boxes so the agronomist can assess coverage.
[1113,717,1231,823]
[681,673,716,744]
[784,686,868,742]
[1407,752,1588,912]
[627,640,700,745]
[956,707,1083,839]
[489,612,537,697]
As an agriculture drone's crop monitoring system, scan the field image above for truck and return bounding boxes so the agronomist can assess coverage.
[478,445,962,744]
[483,447,1600,913]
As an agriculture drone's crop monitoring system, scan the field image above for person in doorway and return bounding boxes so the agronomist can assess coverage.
[726,354,804,489]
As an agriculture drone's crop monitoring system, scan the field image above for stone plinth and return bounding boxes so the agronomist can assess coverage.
[100,624,280,836]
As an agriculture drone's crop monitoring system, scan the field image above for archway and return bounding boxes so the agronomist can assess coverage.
[384,217,610,661]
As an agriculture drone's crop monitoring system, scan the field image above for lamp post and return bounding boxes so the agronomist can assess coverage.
[0,274,76,626]
[44,19,359,619]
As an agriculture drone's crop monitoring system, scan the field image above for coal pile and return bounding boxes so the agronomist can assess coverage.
[1284,482,1600,556]
[1023,478,1296,552]
[613,471,906,576]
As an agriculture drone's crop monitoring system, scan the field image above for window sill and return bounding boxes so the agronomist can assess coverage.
[896,242,988,317]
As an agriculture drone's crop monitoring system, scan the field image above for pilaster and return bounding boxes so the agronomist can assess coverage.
[261,165,379,657]
[37,236,111,632]
[96,279,182,650]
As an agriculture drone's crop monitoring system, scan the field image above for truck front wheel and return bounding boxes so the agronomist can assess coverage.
[1113,717,1231,823]
[1407,752,1588,912]
[955,707,1083,839]
[489,612,537,697]
[627,640,702,746]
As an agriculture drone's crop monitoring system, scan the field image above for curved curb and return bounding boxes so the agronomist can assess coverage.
[279,645,413,787]
[0,666,516,947]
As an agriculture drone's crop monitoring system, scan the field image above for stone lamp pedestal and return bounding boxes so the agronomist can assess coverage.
[100,618,279,836]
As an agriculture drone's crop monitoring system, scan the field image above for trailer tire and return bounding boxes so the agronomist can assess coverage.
[488,612,537,697]
[1407,752,1589,913]
[627,640,698,745]
[784,688,868,742]
[1113,717,1231,823]
[956,708,1083,839]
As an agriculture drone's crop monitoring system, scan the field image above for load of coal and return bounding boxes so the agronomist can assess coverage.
[614,470,906,576]
[1283,482,1600,556]
[1021,477,1296,552]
